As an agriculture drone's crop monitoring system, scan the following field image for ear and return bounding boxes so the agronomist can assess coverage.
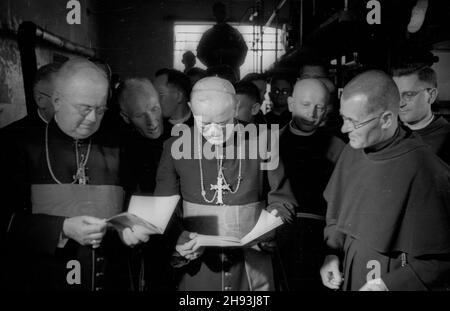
[380,111,394,130]
[53,95,62,112]
[428,87,438,105]
[120,111,131,124]
[251,102,261,116]
[287,96,294,112]
[34,93,45,109]
[175,90,183,104]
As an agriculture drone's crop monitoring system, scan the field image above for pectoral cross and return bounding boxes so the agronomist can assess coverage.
[73,152,89,185]
[210,168,230,205]
[73,165,89,185]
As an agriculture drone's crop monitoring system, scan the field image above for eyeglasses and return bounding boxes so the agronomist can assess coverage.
[271,88,291,97]
[57,95,108,117]
[74,104,108,117]
[400,88,432,102]
[341,113,383,130]
[38,92,51,98]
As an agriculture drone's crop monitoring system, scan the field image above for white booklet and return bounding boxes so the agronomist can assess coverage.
[107,195,180,234]
[193,209,283,247]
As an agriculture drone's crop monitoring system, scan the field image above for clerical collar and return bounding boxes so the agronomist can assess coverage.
[37,109,49,124]
[289,120,316,136]
[406,114,435,131]
[169,110,192,125]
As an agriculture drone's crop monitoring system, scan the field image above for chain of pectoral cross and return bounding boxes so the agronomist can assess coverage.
[45,124,91,185]
[198,135,243,205]
[73,139,91,185]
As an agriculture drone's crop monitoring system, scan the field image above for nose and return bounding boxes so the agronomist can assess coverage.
[85,109,97,123]
[341,120,351,134]
[312,106,319,119]
[399,99,407,108]
[145,111,157,127]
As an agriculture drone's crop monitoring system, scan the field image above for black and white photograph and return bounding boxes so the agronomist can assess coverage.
[0,0,449,306]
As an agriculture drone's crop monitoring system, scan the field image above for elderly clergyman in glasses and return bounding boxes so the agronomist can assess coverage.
[392,64,450,164]
[2,58,131,291]
[320,70,450,291]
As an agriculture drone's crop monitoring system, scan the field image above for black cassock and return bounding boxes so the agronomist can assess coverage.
[1,119,131,291]
[279,122,345,290]
[410,115,450,165]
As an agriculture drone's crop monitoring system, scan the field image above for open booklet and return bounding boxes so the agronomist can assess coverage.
[193,209,283,248]
[107,195,180,234]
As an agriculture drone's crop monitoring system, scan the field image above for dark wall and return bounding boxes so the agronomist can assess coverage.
[0,0,289,127]
[0,0,105,127]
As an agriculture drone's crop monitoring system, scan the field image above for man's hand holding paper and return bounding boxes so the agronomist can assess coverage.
[183,209,283,249]
[120,225,153,247]
[107,195,180,247]
[175,231,205,260]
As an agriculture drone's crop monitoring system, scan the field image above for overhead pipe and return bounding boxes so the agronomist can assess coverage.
[17,21,96,117]
[35,25,95,58]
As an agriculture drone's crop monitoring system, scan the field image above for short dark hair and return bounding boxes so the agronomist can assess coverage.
[241,73,267,83]
[155,68,192,100]
[33,62,61,90]
[342,70,400,115]
[392,64,437,88]
[269,74,295,88]
[234,81,261,103]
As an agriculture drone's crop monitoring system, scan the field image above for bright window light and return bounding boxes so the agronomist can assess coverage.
[173,22,286,78]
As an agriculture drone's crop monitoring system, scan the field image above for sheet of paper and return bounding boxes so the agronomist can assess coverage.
[127,195,180,233]
[240,209,283,245]
[107,212,161,233]
[193,209,283,248]
[194,235,242,247]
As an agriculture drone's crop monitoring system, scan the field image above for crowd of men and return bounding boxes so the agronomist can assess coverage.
[0,47,449,291]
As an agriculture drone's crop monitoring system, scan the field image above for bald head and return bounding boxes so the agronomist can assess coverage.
[288,78,330,132]
[293,78,330,104]
[190,77,236,119]
[54,58,109,96]
[340,70,400,149]
[342,70,400,116]
[190,77,237,145]
[53,58,109,139]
